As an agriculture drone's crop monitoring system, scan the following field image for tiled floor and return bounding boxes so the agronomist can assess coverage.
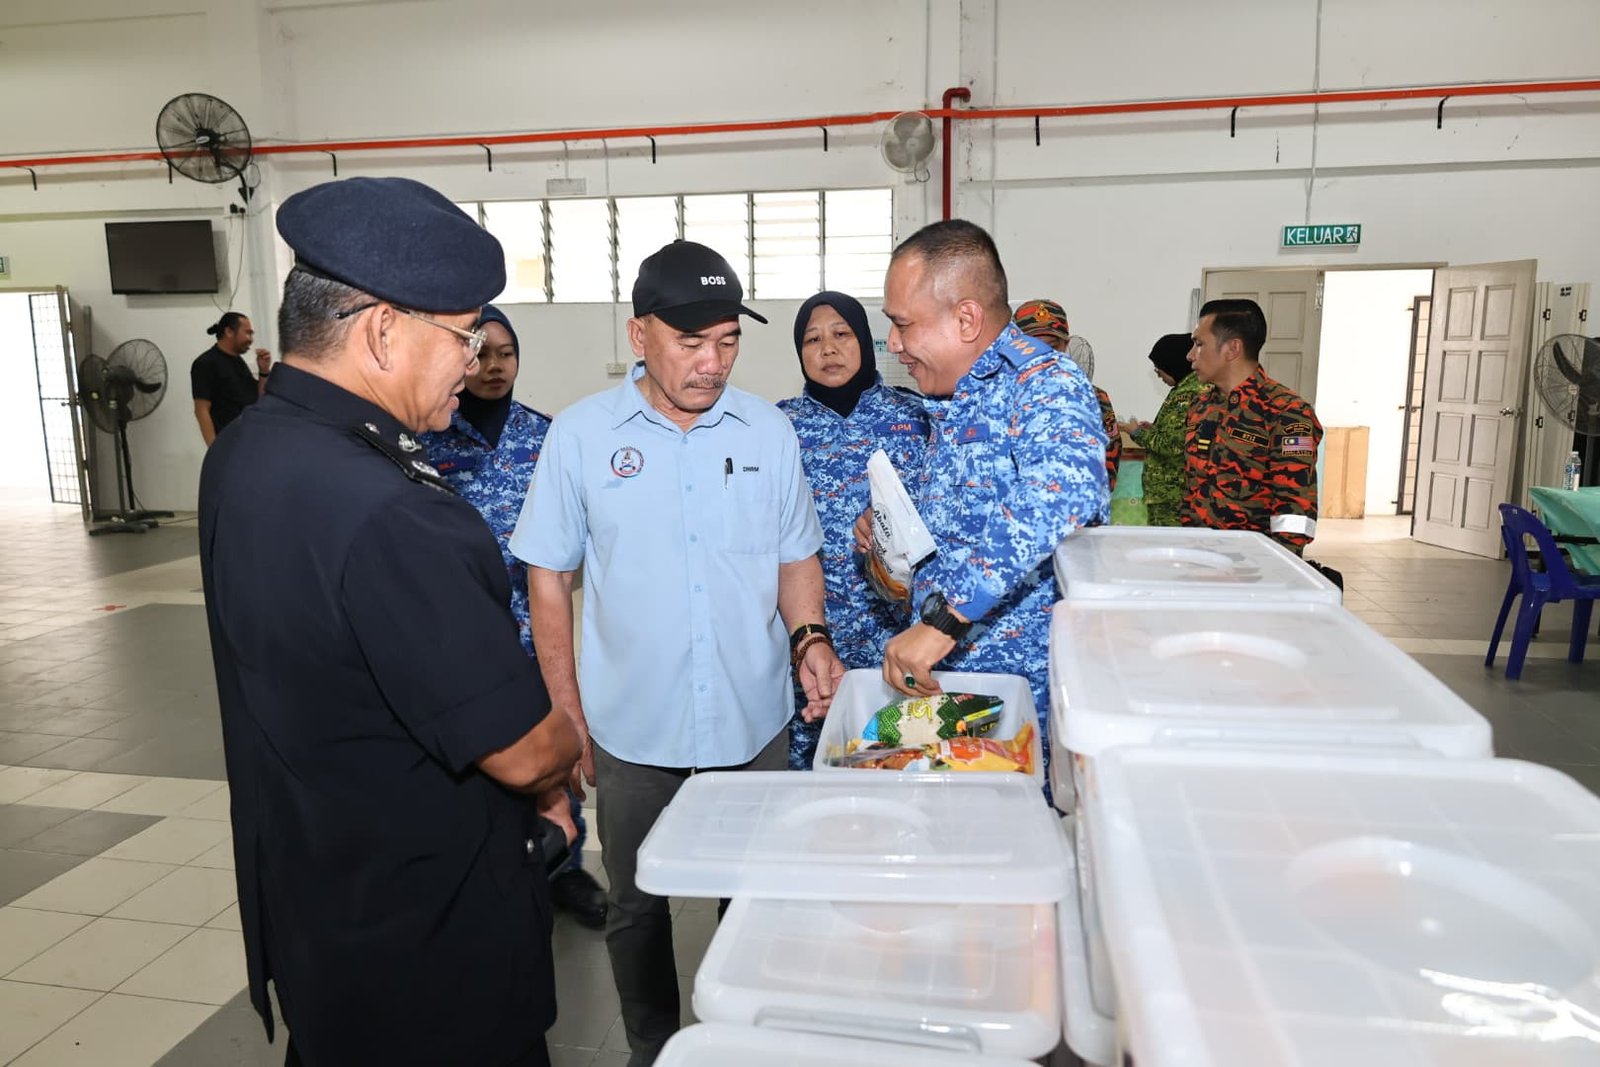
[0,494,1597,1065]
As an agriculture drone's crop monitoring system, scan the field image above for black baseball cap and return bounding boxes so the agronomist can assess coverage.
[631,240,768,331]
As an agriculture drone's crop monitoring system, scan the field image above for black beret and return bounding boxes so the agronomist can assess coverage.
[276,177,505,314]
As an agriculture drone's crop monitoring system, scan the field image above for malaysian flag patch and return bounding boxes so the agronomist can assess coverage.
[1279,434,1315,454]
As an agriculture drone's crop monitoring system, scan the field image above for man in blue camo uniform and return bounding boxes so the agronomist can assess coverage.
[863,221,1108,792]
[779,291,929,769]
[421,304,607,929]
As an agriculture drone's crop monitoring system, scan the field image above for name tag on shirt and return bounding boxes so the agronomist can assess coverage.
[955,423,992,444]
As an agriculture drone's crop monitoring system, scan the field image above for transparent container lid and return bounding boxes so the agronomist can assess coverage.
[1089,747,1600,1067]
[636,772,1071,904]
[1054,527,1341,603]
[1049,600,1492,759]
[694,897,1060,1058]
[656,1023,1041,1067]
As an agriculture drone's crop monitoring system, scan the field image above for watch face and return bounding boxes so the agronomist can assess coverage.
[920,592,941,619]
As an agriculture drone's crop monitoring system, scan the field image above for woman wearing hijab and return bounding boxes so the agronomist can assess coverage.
[778,292,930,770]
[1121,332,1205,527]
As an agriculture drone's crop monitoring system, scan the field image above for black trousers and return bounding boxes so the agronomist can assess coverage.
[593,728,788,1067]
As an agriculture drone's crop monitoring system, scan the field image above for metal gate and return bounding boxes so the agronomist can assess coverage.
[28,289,91,519]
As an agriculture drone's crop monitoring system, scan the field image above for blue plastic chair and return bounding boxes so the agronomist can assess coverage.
[1486,503,1600,679]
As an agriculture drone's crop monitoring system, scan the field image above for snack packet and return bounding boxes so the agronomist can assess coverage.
[931,721,1036,775]
[860,693,1003,748]
[864,449,936,602]
[830,744,932,771]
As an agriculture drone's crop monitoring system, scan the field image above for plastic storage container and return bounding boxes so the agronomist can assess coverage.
[813,669,1043,789]
[694,897,1060,1059]
[656,1023,1041,1067]
[1089,747,1600,1066]
[1048,599,1495,1017]
[1053,526,1341,604]
[1048,599,1494,807]
[1056,817,1115,1067]
[635,771,1071,904]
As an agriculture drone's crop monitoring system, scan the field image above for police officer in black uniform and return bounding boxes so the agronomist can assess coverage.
[198,177,581,1067]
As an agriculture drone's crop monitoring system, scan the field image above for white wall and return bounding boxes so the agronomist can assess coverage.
[1315,269,1433,516]
[4,0,1599,509]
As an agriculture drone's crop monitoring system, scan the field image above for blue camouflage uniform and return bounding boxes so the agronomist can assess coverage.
[422,402,552,658]
[421,401,592,867]
[911,323,1109,781]
[778,382,930,768]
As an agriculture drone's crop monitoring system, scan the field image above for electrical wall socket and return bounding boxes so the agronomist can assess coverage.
[605,362,629,376]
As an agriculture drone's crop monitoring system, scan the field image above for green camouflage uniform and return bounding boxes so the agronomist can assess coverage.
[1137,372,1205,527]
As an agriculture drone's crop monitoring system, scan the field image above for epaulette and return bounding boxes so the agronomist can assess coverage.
[511,399,555,423]
[351,422,458,495]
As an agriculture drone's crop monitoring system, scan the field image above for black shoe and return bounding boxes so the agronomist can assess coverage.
[550,867,607,930]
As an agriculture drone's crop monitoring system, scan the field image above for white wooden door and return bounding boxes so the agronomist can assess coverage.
[1412,260,1536,557]
[1202,269,1323,403]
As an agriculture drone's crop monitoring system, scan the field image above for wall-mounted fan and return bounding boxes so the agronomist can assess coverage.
[881,111,935,181]
[79,339,173,535]
[1532,333,1600,439]
[1066,335,1095,381]
[156,92,255,202]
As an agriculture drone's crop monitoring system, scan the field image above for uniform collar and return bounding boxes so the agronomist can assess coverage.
[267,363,420,450]
[798,382,885,421]
[609,362,750,432]
[1222,364,1270,402]
[441,399,532,448]
[970,323,1055,380]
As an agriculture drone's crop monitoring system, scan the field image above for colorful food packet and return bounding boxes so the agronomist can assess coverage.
[860,692,1004,748]
[930,721,1036,775]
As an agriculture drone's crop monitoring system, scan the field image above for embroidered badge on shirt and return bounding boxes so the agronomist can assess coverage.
[1279,435,1316,454]
[610,446,644,478]
[397,433,421,453]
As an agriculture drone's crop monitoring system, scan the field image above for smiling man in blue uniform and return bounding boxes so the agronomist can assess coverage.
[512,240,843,1066]
[860,220,1108,791]
[199,177,580,1067]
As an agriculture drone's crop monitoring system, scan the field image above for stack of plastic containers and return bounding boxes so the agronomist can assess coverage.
[1089,747,1600,1066]
[636,769,1068,1061]
[1048,527,1496,1066]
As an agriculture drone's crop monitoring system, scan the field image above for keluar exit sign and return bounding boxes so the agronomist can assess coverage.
[1282,224,1361,248]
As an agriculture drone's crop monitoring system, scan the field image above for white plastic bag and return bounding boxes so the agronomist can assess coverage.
[864,449,936,602]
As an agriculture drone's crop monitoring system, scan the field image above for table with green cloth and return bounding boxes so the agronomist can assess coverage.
[1528,486,1600,575]
[1110,458,1147,526]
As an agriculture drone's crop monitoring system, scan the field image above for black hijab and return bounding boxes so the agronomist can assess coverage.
[794,291,878,418]
[1148,333,1194,384]
[456,304,518,446]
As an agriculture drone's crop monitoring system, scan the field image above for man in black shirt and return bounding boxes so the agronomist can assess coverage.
[192,311,273,445]
[199,177,581,1066]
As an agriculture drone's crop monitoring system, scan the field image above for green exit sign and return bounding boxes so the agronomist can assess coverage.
[1282,224,1361,247]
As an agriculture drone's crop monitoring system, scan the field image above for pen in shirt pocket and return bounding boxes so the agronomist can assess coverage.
[724,457,732,489]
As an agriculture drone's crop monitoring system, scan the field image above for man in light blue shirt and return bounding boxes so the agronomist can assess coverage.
[511,239,843,1067]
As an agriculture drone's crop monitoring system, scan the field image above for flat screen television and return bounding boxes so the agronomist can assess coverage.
[105,220,220,295]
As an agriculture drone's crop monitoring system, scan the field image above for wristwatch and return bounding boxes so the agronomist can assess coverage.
[919,591,973,642]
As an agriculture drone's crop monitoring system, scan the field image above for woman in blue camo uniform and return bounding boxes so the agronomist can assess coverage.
[778,292,930,769]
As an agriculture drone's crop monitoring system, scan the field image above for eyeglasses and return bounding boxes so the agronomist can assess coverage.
[334,302,487,361]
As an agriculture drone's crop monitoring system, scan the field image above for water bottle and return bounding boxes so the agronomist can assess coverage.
[1565,451,1583,491]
